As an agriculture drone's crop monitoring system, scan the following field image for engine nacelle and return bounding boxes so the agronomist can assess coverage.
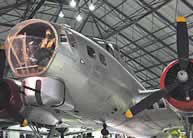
[0,79,23,118]
[160,60,193,113]
[22,77,65,106]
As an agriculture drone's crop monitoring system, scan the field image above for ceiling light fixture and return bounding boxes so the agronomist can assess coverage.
[70,0,77,8]
[89,3,95,11]
[76,14,82,22]
[59,11,64,18]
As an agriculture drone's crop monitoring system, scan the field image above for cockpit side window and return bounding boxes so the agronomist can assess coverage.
[60,34,67,42]
[99,53,107,66]
[106,43,114,56]
[87,46,96,58]
[66,31,77,48]
[157,99,166,109]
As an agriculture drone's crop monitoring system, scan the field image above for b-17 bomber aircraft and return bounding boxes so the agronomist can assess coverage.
[0,16,192,138]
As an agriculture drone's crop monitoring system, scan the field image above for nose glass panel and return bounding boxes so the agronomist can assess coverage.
[7,31,56,77]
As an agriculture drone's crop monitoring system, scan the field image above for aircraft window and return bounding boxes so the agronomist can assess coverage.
[106,43,114,56]
[60,34,67,42]
[19,134,25,138]
[99,53,107,66]
[87,46,96,58]
[158,99,166,109]
[26,134,33,138]
[66,31,77,47]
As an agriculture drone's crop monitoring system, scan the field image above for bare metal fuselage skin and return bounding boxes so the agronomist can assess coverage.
[4,19,180,137]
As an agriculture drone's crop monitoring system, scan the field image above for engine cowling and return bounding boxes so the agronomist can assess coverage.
[160,60,193,112]
[0,79,23,118]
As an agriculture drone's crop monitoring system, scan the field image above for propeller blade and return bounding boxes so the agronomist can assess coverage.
[125,82,179,119]
[176,16,189,70]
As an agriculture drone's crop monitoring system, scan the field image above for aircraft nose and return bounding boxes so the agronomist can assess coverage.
[5,19,58,78]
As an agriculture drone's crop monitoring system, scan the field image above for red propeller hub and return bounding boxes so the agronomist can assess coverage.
[160,60,193,112]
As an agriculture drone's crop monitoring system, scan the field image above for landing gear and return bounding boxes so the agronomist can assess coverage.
[184,117,193,138]
[47,127,68,138]
[57,128,68,138]
[101,123,109,137]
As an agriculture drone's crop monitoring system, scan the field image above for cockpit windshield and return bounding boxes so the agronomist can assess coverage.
[6,21,58,77]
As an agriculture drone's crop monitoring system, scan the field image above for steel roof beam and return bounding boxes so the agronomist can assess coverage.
[125,41,176,62]
[134,59,173,73]
[27,0,46,19]
[102,0,176,56]
[91,13,167,68]
[136,75,157,88]
[179,0,193,15]
[50,4,63,23]
[0,1,27,16]
[78,13,91,33]
[102,0,171,39]
[121,19,193,59]
[120,51,160,78]
[21,0,33,21]
[0,1,26,11]
[120,24,171,49]
[139,0,193,43]
[0,22,14,27]
[99,0,127,20]
[92,16,104,38]
[124,59,157,88]
[140,77,159,84]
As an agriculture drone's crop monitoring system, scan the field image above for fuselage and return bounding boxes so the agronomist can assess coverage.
[52,27,180,137]
[4,19,181,137]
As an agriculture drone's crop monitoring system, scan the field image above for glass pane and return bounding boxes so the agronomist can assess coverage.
[66,31,77,47]
[99,53,107,66]
[106,44,114,56]
[87,46,96,58]
[60,34,67,42]
[7,34,56,76]
[157,99,166,109]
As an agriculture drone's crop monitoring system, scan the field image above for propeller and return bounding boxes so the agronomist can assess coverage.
[125,16,190,119]
[125,82,179,118]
